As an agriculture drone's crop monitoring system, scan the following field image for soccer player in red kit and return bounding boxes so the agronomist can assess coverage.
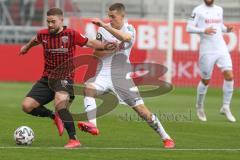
[19,8,115,148]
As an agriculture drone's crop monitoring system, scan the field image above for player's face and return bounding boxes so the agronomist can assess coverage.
[47,15,63,34]
[204,0,214,6]
[108,10,124,29]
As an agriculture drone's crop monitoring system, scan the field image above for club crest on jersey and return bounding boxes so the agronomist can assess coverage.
[61,36,68,44]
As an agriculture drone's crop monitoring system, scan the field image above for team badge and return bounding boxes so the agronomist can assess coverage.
[61,36,68,44]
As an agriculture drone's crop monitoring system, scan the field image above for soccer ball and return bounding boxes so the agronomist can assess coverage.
[13,126,35,145]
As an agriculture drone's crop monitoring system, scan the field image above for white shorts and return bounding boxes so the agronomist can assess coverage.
[86,75,144,107]
[199,53,232,79]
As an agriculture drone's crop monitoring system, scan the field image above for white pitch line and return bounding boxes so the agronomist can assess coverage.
[0,146,240,151]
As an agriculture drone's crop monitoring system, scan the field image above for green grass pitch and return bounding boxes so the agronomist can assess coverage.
[0,82,240,160]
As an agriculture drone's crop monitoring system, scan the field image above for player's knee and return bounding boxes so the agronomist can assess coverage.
[223,71,233,81]
[55,92,69,105]
[84,84,96,97]
[201,79,210,85]
[225,77,233,81]
[22,101,34,113]
[124,99,136,107]
[54,92,70,111]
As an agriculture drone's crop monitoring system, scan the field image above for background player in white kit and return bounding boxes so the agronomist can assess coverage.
[77,3,175,148]
[187,0,236,122]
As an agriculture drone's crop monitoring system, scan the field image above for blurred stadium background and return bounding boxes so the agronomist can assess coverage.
[1,0,240,87]
[1,1,240,159]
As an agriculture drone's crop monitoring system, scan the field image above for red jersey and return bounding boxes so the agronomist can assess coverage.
[35,26,88,80]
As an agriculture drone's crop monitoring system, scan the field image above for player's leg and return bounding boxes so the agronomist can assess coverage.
[83,83,98,126]
[196,79,209,121]
[22,78,55,119]
[196,54,216,121]
[217,54,235,122]
[132,104,175,148]
[54,91,78,141]
[22,97,54,119]
[53,80,80,148]
[111,79,174,148]
[78,77,106,135]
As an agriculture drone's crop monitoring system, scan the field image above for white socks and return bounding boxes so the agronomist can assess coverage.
[84,97,97,127]
[196,81,208,108]
[222,80,234,107]
[148,114,171,140]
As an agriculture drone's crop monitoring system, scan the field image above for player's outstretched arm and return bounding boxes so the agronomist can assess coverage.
[91,18,131,42]
[186,9,205,34]
[187,22,216,35]
[186,24,205,34]
[93,49,116,58]
[19,36,40,55]
[86,39,117,50]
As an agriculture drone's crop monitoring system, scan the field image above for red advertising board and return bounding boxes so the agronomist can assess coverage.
[0,18,240,87]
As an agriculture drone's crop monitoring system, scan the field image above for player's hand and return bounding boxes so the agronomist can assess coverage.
[91,18,106,27]
[226,25,233,32]
[204,27,216,35]
[103,42,118,50]
[19,45,28,55]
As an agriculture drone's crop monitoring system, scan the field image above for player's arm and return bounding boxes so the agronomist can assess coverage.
[74,31,116,50]
[19,36,40,55]
[186,9,216,35]
[221,23,233,33]
[221,9,233,33]
[85,39,116,50]
[93,49,116,58]
[186,10,204,34]
[91,18,131,42]
[91,38,117,58]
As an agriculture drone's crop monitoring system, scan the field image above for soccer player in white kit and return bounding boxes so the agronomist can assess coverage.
[77,3,175,148]
[187,0,236,122]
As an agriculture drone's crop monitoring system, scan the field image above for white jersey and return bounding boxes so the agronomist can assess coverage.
[95,22,136,77]
[187,3,229,54]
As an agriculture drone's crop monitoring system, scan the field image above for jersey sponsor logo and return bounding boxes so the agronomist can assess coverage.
[205,19,221,24]
[45,48,69,53]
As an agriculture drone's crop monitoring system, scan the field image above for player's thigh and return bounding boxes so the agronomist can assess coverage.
[49,79,75,104]
[199,54,217,79]
[22,97,40,112]
[223,70,233,81]
[85,76,110,96]
[216,54,233,79]
[111,78,144,107]
[54,91,71,110]
[25,77,55,107]
[84,82,98,97]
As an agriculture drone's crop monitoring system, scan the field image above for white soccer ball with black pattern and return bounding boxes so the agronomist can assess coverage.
[14,126,35,145]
